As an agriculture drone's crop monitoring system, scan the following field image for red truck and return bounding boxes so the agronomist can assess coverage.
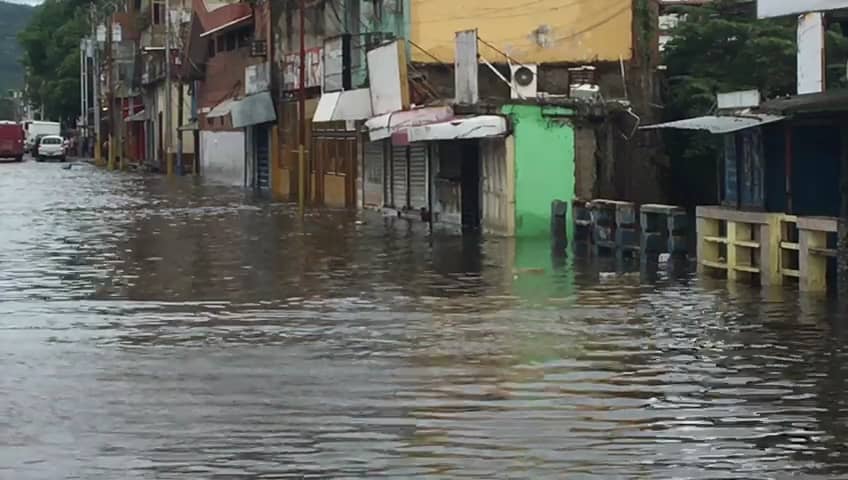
[0,121,24,162]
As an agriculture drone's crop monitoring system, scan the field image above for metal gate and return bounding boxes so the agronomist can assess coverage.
[408,143,428,210]
[255,124,270,190]
[363,140,385,207]
[391,144,408,209]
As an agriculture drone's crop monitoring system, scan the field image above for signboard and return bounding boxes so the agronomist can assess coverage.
[283,47,323,91]
[366,40,410,116]
[757,0,848,18]
[323,35,351,92]
[717,90,760,110]
[455,30,479,105]
[245,62,270,95]
[797,12,825,94]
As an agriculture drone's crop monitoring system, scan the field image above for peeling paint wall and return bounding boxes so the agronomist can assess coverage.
[481,136,515,236]
[573,125,597,201]
[409,0,633,63]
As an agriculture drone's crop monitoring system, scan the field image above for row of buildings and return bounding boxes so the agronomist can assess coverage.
[647,1,848,294]
[82,0,670,237]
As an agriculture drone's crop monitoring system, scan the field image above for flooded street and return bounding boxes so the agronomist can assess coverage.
[3,160,848,479]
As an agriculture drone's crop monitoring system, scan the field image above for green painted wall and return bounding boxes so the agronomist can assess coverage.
[502,104,576,239]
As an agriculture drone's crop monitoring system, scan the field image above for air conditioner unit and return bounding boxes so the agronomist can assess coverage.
[510,64,538,100]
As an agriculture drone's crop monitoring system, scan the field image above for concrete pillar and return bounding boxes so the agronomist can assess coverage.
[839,219,848,298]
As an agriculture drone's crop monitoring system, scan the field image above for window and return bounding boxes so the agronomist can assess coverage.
[237,27,253,48]
[153,2,164,25]
[372,0,382,21]
[207,39,215,58]
[226,32,236,51]
[217,35,225,53]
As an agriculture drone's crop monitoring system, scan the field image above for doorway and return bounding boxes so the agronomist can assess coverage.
[157,111,163,170]
[254,124,271,190]
[460,140,481,230]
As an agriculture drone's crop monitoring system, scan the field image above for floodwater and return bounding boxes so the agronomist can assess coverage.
[1,160,847,479]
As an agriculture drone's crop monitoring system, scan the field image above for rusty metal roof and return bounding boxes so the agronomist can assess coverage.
[640,114,785,134]
[759,90,848,114]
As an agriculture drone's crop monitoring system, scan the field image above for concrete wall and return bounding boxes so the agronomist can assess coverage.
[573,125,597,200]
[502,104,575,238]
[200,130,245,185]
[409,0,633,63]
[154,83,194,156]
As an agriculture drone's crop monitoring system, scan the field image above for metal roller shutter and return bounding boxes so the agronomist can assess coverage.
[256,126,270,189]
[408,143,428,210]
[391,144,408,209]
[364,141,385,206]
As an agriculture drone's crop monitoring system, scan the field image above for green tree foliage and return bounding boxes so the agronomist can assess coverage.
[0,1,34,93]
[661,0,848,205]
[663,0,796,121]
[18,0,91,123]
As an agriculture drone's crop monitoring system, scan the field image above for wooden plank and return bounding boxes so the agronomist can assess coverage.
[641,203,685,214]
[702,260,728,270]
[797,216,838,233]
[696,206,772,225]
[734,240,761,248]
[800,229,828,292]
[783,268,800,278]
[760,216,783,286]
[697,217,721,275]
[809,247,837,258]
[780,242,800,251]
[704,236,728,244]
[734,264,761,273]
[726,221,738,281]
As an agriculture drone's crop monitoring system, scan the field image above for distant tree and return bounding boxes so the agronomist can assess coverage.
[18,0,90,124]
[663,0,796,121]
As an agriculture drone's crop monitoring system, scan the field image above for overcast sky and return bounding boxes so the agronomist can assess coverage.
[6,0,42,6]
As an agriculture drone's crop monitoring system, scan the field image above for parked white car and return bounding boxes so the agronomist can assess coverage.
[36,135,66,162]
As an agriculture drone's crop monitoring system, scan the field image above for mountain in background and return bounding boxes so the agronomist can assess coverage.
[0,1,34,93]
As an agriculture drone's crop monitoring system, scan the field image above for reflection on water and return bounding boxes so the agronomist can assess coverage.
[0,161,847,478]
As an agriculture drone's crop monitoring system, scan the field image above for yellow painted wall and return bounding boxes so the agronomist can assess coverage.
[410,0,633,63]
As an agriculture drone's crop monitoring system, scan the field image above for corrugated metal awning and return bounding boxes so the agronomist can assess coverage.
[366,106,454,141]
[231,91,276,128]
[313,89,373,123]
[178,120,198,131]
[206,99,235,118]
[402,115,508,143]
[200,14,252,38]
[640,114,785,134]
[125,109,148,122]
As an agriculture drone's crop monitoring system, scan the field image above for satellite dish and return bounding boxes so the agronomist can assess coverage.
[514,66,535,87]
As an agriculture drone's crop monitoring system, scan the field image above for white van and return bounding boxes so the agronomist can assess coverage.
[23,121,61,154]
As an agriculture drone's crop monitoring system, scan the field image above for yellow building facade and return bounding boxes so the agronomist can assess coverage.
[409,0,634,63]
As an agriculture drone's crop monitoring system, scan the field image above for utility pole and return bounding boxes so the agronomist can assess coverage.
[164,0,173,176]
[177,84,183,174]
[93,20,102,165]
[80,40,86,151]
[297,0,306,212]
[106,14,115,170]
